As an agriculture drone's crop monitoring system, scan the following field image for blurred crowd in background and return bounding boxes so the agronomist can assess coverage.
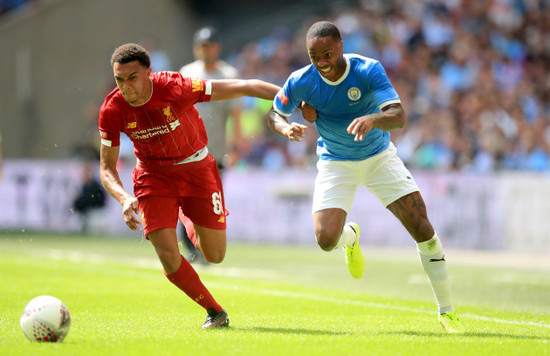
[3,0,550,174]
[224,0,550,173]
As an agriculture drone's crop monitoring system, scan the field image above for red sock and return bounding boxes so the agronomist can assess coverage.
[164,256,222,312]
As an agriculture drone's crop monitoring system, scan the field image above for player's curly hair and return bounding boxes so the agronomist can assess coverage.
[306,21,342,41]
[110,43,151,68]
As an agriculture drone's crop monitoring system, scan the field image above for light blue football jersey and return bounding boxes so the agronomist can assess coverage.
[273,54,401,161]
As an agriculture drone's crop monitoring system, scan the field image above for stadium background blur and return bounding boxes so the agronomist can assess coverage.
[1,0,550,252]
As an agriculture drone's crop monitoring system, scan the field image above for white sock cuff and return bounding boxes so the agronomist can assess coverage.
[416,233,443,256]
[334,224,357,250]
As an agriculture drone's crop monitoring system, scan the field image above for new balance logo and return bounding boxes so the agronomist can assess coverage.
[430,255,446,262]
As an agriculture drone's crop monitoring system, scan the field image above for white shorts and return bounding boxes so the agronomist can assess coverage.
[312,142,419,213]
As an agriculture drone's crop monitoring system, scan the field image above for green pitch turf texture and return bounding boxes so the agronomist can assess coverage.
[0,233,548,356]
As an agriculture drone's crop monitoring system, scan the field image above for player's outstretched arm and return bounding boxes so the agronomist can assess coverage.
[210,79,280,101]
[267,108,308,142]
[99,145,141,231]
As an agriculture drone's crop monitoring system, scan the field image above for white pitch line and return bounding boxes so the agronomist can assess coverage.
[214,283,550,329]
[38,248,550,330]
[460,313,550,329]
[207,284,550,330]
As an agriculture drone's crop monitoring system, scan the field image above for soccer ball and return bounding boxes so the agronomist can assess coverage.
[20,295,71,342]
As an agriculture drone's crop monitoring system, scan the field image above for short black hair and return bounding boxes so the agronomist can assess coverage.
[306,21,342,41]
[110,43,151,68]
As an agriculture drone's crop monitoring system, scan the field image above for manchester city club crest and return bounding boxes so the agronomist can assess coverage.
[347,87,361,101]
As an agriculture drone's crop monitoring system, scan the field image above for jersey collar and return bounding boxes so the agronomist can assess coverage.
[318,55,350,86]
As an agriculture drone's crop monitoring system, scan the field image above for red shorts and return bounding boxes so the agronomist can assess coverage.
[132,154,228,236]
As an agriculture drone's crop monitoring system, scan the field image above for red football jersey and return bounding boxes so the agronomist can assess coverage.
[98,72,212,166]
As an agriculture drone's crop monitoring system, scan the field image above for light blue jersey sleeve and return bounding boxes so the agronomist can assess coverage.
[368,61,401,109]
[272,66,313,118]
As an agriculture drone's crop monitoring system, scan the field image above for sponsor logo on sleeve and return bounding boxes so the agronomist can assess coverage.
[191,78,204,92]
[277,90,289,105]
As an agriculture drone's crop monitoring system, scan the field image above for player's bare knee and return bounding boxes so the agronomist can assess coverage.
[203,250,225,264]
[155,248,179,265]
[205,256,224,264]
[316,231,338,251]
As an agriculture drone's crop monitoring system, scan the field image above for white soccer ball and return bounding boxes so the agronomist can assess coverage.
[20,295,71,342]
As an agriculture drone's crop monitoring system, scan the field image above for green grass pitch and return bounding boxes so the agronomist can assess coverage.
[0,233,548,355]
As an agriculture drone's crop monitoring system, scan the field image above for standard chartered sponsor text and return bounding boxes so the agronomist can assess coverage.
[131,125,170,140]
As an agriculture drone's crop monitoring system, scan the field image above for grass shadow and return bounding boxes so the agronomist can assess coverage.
[231,326,348,336]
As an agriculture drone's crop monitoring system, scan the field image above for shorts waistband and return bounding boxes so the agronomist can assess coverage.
[136,147,210,171]
[174,147,208,165]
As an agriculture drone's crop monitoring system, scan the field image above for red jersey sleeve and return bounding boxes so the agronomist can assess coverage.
[98,89,123,147]
[164,72,212,104]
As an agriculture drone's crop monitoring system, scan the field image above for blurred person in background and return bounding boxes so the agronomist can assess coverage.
[72,160,106,233]
[267,21,462,333]
[98,43,282,328]
[179,26,243,264]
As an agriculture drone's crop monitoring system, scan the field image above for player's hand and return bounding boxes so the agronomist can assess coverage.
[347,116,374,141]
[122,196,142,231]
[283,122,308,142]
[299,102,317,123]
